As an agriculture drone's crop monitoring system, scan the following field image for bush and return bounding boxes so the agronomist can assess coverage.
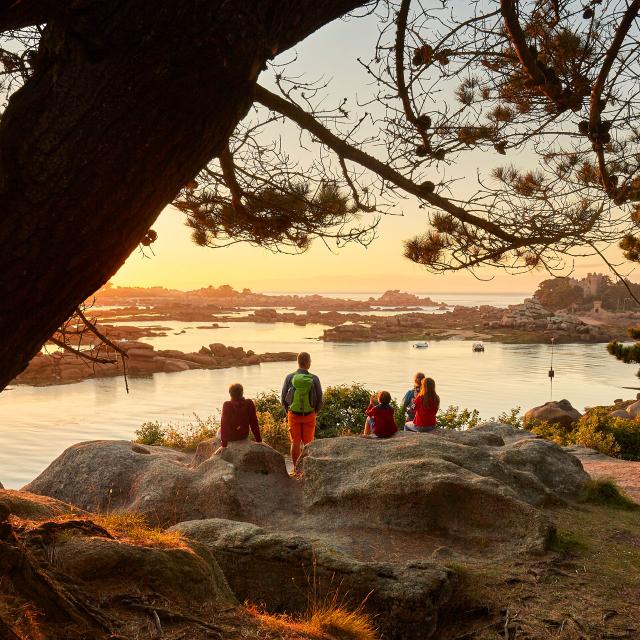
[572,412,620,458]
[254,390,286,422]
[316,383,373,437]
[490,407,524,429]
[528,419,572,446]
[526,406,640,460]
[437,405,481,430]
[256,411,290,455]
[135,413,217,451]
[572,407,640,459]
[135,421,165,446]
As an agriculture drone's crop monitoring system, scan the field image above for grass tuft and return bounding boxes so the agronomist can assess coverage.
[93,511,184,548]
[247,600,377,640]
[306,602,377,639]
[548,529,588,555]
[584,478,639,511]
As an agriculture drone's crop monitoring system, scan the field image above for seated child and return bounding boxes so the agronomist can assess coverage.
[363,391,398,439]
[405,377,439,433]
[215,383,262,454]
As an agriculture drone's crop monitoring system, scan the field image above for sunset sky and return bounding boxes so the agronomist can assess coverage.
[112,9,625,295]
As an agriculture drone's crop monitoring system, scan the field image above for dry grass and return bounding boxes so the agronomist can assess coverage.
[305,602,377,640]
[92,511,184,548]
[247,601,377,640]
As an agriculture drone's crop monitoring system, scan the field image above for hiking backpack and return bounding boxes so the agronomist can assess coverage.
[285,372,316,413]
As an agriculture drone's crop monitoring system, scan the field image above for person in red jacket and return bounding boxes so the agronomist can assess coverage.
[406,377,440,432]
[363,391,398,439]
[215,383,262,454]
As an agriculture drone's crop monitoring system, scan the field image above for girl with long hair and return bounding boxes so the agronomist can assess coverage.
[406,377,439,433]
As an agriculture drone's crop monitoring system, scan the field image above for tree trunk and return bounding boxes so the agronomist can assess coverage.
[0,0,365,391]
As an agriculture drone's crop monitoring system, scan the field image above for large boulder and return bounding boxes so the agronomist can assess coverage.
[626,399,640,418]
[52,534,234,605]
[610,408,633,420]
[301,431,588,551]
[524,399,582,428]
[23,439,295,527]
[171,518,456,640]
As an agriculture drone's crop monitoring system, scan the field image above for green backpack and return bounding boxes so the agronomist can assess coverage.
[286,372,316,413]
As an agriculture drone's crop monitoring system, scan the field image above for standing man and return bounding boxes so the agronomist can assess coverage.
[281,352,323,469]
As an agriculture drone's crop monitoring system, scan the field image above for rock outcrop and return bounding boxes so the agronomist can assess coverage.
[0,488,84,520]
[23,440,296,527]
[625,398,640,419]
[25,427,588,551]
[171,518,456,640]
[524,399,582,428]
[301,429,587,551]
[0,489,235,640]
[14,341,296,386]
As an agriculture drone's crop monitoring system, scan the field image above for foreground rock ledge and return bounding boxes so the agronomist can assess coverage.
[24,426,588,553]
[0,490,236,639]
[19,426,591,639]
[171,517,457,639]
[301,426,587,552]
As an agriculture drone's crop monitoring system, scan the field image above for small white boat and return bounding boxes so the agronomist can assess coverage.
[472,342,485,352]
[412,342,429,349]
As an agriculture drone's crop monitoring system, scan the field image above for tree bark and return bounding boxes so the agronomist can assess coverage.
[0,0,366,390]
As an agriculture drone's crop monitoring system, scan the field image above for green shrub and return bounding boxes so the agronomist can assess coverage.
[256,411,290,455]
[135,421,166,446]
[572,415,620,458]
[526,406,640,460]
[437,405,481,430]
[528,419,572,446]
[583,478,639,510]
[134,414,217,451]
[609,420,640,462]
[393,402,406,429]
[490,407,523,429]
[255,390,286,423]
[316,383,373,437]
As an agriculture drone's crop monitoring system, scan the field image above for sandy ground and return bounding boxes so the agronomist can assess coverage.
[582,459,640,502]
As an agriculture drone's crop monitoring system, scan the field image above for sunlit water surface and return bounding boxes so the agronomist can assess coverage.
[1,300,637,488]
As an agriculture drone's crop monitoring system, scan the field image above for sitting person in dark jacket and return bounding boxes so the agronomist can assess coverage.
[215,383,262,454]
[363,391,398,439]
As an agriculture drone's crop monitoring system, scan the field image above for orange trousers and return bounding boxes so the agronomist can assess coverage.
[287,411,316,444]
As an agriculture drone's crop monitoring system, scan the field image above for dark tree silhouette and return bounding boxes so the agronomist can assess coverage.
[0,0,369,391]
[179,0,640,275]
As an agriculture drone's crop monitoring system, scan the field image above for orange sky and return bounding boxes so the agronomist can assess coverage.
[111,202,614,294]
[113,11,627,295]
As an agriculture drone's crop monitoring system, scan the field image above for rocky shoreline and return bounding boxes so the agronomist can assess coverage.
[13,341,296,386]
[321,300,622,343]
[14,290,640,388]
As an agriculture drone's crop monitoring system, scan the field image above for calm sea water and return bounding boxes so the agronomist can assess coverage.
[1,294,636,489]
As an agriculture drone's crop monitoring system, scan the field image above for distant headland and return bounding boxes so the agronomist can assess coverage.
[11,276,640,387]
